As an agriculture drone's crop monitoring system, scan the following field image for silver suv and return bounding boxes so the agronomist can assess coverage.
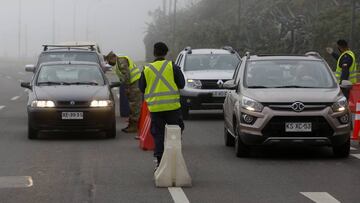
[175,47,241,119]
[223,52,351,158]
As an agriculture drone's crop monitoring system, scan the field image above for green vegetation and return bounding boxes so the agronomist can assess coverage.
[144,0,359,69]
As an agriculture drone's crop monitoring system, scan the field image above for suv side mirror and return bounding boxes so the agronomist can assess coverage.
[340,80,352,89]
[222,79,237,90]
[110,82,121,88]
[21,82,32,90]
[25,64,36,73]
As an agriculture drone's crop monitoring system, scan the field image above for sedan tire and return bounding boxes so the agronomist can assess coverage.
[28,125,38,140]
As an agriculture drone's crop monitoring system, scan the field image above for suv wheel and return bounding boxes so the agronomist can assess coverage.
[234,122,250,157]
[333,138,350,158]
[224,126,235,147]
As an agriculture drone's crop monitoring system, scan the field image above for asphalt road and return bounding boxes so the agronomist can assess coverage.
[0,64,360,203]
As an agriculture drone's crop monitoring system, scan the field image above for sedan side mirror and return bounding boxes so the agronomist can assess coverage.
[110,82,121,88]
[222,79,237,90]
[340,80,352,89]
[21,82,32,90]
[25,64,36,73]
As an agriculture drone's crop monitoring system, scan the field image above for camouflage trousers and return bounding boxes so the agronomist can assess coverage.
[124,82,142,127]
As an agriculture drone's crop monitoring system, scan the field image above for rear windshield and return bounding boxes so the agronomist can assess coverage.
[38,52,99,64]
[36,65,105,86]
[244,60,336,88]
[185,54,240,71]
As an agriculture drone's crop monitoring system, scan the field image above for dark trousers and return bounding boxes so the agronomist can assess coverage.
[150,109,185,160]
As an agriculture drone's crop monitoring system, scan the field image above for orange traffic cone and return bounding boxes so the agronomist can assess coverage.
[352,100,360,141]
[138,102,155,150]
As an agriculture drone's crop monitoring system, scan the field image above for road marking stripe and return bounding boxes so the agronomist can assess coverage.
[351,154,360,159]
[300,192,340,203]
[0,176,33,188]
[168,187,190,203]
[11,96,20,101]
[6,76,12,80]
[0,106,5,110]
[351,147,357,151]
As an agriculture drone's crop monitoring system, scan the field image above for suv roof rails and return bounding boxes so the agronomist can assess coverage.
[245,51,251,59]
[184,46,192,54]
[305,51,322,58]
[42,44,95,51]
[222,46,236,54]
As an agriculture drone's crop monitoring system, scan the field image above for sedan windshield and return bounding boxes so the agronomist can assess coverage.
[36,65,105,86]
[185,54,240,71]
[39,52,99,64]
[244,60,336,88]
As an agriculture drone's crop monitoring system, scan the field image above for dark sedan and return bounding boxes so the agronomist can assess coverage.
[21,62,121,139]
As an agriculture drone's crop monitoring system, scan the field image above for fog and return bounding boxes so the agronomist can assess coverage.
[0,0,190,61]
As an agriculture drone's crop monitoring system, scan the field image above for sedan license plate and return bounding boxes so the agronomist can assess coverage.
[62,112,83,120]
[212,91,228,97]
[285,122,312,132]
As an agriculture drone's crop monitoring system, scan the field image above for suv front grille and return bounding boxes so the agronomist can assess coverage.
[265,103,331,112]
[262,116,333,137]
[201,80,228,89]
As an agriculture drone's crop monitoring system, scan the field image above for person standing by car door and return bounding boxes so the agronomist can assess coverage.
[106,52,142,135]
[326,39,357,85]
[138,42,185,169]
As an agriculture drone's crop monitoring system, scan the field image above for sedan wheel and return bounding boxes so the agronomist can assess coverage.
[28,125,38,140]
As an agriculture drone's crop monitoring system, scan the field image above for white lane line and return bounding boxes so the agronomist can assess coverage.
[6,76,12,80]
[351,154,360,159]
[0,176,33,188]
[11,96,21,101]
[301,192,340,203]
[0,105,5,110]
[168,187,190,203]
[350,147,357,151]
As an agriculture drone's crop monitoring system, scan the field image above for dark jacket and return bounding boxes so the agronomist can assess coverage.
[138,58,185,93]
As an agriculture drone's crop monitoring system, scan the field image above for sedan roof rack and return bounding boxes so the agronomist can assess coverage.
[184,46,192,54]
[222,46,235,54]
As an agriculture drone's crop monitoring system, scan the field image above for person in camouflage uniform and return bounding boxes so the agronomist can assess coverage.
[105,52,142,135]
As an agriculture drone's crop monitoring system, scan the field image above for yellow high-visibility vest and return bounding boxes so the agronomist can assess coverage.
[335,50,357,84]
[144,60,181,112]
[115,56,141,84]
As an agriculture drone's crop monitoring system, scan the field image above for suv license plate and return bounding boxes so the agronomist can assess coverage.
[285,122,312,132]
[212,91,228,97]
[62,112,83,120]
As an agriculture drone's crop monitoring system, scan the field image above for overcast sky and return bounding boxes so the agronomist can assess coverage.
[0,0,191,61]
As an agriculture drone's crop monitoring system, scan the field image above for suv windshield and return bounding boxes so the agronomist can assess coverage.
[244,60,336,88]
[39,52,99,64]
[185,54,239,71]
[37,65,105,86]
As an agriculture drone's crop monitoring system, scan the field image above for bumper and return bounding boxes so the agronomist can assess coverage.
[237,106,351,146]
[28,107,115,132]
[180,88,228,110]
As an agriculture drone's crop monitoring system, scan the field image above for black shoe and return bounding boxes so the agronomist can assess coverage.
[121,126,129,132]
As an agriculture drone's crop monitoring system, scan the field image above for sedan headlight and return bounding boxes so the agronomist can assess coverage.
[241,96,263,112]
[31,100,55,108]
[187,79,202,89]
[332,96,347,112]
[90,100,112,107]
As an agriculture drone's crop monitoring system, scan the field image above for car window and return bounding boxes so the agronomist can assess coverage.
[39,52,99,64]
[244,60,336,88]
[185,54,240,71]
[37,65,105,86]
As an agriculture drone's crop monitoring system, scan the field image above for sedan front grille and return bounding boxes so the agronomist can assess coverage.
[56,101,90,108]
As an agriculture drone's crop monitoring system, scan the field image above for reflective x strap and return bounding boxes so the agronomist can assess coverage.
[147,98,180,106]
[147,61,177,95]
[144,91,179,99]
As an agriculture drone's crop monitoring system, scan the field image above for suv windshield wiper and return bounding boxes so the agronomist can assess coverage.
[37,81,62,86]
[68,82,99,86]
[273,85,315,88]
[247,86,270,88]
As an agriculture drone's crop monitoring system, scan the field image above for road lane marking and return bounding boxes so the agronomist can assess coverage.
[0,106,5,110]
[168,187,190,203]
[11,96,21,101]
[301,192,340,203]
[351,147,357,151]
[0,176,33,188]
[351,154,360,159]
[6,76,12,80]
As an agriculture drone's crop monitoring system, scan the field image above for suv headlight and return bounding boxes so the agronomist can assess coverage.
[241,96,263,112]
[332,96,347,112]
[31,100,55,108]
[90,100,112,107]
[187,79,202,89]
